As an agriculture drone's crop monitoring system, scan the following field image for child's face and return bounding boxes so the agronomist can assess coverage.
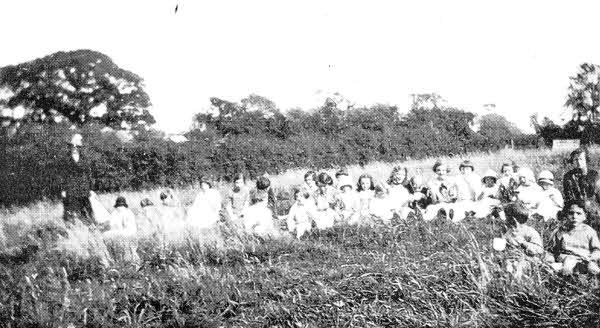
[460,166,473,175]
[305,176,315,186]
[391,170,406,185]
[296,192,310,205]
[484,177,496,188]
[341,185,352,193]
[234,179,244,190]
[435,165,447,178]
[538,181,552,191]
[566,204,586,227]
[359,177,372,191]
[410,176,423,189]
[573,153,587,170]
[200,182,211,190]
[501,165,513,176]
[518,176,530,186]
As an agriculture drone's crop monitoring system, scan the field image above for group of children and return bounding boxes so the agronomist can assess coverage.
[97,149,600,276]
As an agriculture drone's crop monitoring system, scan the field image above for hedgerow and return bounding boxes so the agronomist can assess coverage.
[0,105,536,206]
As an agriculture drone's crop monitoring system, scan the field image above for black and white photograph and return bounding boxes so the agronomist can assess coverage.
[2,1,600,326]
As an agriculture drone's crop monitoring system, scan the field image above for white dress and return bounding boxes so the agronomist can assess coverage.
[187,188,222,229]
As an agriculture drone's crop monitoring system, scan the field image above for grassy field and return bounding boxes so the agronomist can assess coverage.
[2,147,600,327]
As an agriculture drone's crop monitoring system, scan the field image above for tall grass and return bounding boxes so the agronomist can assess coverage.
[2,146,600,327]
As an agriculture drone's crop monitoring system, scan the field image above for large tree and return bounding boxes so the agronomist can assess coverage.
[0,49,154,131]
[478,113,522,143]
[565,63,600,123]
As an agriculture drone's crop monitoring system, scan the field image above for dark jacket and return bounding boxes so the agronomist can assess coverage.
[563,168,600,205]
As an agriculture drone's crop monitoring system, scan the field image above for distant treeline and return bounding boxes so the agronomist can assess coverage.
[0,104,537,206]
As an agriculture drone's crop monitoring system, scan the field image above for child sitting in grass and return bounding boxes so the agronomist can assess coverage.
[313,172,339,229]
[497,201,544,279]
[386,166,410,217]
[536,170,563,221]
[368,184,395,226]
[402,175,432,220]
[286,188,316,239]
[514,167,543,212]
[502,201,544,256]
[225,173,250,225]
[552,200,600,275]
[335,175,359,224]
[243,189,277,236]
[478,169,501,202]
[357,173,377,221]
[301,170,318,196]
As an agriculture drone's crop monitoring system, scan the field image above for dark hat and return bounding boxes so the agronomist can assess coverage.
[256,176,271,191]
[459,160,474,170]
[140,198,154,207]
[199,175,212,188]
[114,196,128,208]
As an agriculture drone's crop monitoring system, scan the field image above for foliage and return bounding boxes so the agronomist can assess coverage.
[0,49,154,131]
[478,113,523,146]
[565,63,600,123]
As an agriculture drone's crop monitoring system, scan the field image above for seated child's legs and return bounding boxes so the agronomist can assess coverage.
[560,255,582,275]
[588,261,600,275]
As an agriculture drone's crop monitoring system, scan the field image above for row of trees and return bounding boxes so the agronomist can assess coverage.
[0,50,535,206]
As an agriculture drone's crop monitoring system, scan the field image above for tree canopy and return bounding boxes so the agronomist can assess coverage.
[0,49,154,131]
[565,63,600,123]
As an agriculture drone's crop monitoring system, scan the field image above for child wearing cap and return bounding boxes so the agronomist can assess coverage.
[552,200,600,275]
[536,170,564,221]
[187,175,223,230]
[473,169,502,218]
[334,175,360,224]
[286,188,317,238]
[478,169,501,201]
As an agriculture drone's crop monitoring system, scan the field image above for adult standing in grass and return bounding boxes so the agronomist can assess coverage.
[563,148,600,227]
[60,133,95,227]
[60,133,112,267]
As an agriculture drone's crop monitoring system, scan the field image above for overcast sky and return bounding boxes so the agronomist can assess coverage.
[1,1,599,133]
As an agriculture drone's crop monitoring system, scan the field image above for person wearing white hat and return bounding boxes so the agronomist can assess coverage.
[536,170,564,221]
